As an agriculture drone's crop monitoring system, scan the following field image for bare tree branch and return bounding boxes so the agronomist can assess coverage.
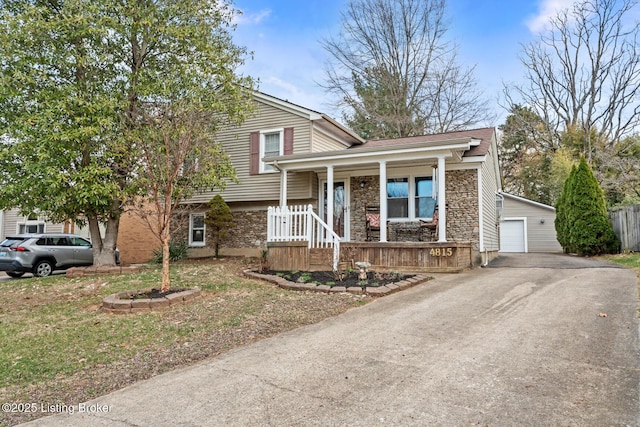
[505,0,640,157]
[321,0,493,138]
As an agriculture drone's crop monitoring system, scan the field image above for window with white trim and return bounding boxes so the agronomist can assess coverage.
[260,129,283,173]
[17,213,45,234]
[387,176,436,220]
[189,213,206,246]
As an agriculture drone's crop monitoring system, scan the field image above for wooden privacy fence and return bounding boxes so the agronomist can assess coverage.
[610,204,640,252]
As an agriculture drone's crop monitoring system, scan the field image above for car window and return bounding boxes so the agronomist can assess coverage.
[55,237,69,246]
[70,237,91,247]
[1,238,26,247]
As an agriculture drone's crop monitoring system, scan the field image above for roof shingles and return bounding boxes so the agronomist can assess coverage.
[349,127,495,157]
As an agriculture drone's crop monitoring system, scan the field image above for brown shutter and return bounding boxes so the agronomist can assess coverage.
[249,131,259,175]
[284,127,294,155]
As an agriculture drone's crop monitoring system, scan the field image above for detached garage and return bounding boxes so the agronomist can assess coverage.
[499,193,562,253]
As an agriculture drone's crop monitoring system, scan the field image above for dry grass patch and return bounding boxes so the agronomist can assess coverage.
[0,258,368,426]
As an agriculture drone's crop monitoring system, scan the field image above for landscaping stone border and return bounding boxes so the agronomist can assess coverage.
[102,288,201,314]
[243,270,431,296]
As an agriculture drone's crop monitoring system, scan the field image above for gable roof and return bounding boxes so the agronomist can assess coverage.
[252,90,364,145]
[501,192,556,211]
[351,127,495,157]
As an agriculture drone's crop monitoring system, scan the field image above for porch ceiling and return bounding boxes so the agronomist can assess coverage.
[265,137,476,173]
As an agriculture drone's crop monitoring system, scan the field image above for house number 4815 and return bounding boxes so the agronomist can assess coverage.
[429,247,453,257]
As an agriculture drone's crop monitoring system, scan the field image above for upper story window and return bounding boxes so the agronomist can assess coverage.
[260,129,283,173]
[18,213,45,234]
[250,127,294,175]
[387,176,436,220]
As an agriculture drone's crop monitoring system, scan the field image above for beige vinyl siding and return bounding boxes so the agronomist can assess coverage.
[2,209,65,235]
[188,99,314,204]
[311,127,351,152]
[502,195,562,252]
[480,148,500,252]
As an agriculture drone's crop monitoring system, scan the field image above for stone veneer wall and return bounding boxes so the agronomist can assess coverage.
[349,170,479,248]
[444,169,480,250]
[172,205,269,258]
[351,176,381,242]
[225,210,268,249]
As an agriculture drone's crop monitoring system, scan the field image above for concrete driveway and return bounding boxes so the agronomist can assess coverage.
[24,253,639,426]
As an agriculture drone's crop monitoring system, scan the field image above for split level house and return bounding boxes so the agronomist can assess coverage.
[1,91,503,271]
[172,91,503,272]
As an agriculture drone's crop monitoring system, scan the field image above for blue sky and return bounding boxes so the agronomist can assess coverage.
[231,0,575,125]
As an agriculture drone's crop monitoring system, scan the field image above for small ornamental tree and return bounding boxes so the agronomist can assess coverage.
[556,158,620,255]
[205,195,235,258]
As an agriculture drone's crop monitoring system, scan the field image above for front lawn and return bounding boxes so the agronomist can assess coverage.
[0,258,367,426]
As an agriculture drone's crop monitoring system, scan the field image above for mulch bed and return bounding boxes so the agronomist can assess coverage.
[130,288,187,299]
[262,270,415,288]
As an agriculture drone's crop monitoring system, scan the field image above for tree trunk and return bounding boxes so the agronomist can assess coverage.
[160,224,171,292]
[215,228,219,258]
[88,214,120,266]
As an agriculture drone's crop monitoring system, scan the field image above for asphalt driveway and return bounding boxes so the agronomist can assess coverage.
[24,253,639,426]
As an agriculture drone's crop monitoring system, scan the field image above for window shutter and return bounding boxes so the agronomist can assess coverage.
[250,131,259,175]
[284,127,294,155]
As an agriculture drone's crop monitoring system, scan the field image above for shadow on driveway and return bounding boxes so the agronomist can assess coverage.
[488,252,624,269]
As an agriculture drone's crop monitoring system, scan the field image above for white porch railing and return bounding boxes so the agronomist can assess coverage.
[267,204,341,271]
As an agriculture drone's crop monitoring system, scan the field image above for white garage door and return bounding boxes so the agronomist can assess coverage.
[500,219,526,252]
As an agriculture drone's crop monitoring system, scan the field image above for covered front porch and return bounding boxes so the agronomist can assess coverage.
[263,134,484,272]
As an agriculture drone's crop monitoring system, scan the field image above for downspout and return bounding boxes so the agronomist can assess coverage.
[481,248,489,268]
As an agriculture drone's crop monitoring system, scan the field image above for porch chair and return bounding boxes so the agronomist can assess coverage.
[365,205,384,241]
[419,210,439,241]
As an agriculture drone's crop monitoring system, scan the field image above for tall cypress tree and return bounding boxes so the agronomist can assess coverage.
[555,165,577,253]
[566,158,620,255]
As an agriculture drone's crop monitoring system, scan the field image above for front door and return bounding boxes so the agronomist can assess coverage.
[322,180,349,240]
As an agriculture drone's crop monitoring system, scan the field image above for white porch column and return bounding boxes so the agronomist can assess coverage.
[379,160,388,242]
[279,168,288,207]
[437,156,447,242]
[326,165,334,235]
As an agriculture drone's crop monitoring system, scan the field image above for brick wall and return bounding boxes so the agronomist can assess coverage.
[117,208,161,264]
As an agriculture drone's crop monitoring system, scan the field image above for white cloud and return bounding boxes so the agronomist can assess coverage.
[233,8,272,25]
[526,0,575,33]
[265,76,301,96]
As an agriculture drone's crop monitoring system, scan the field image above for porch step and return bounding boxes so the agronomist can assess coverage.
[309,248,333,271]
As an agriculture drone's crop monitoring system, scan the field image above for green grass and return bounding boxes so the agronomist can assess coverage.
[602,252,640,273]
[0,259,366,425]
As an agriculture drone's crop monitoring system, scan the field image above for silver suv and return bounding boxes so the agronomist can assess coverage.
[0,233,120,278]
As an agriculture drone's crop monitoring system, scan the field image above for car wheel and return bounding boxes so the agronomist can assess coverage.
[33,260,53,277]
[6,272,25,278]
